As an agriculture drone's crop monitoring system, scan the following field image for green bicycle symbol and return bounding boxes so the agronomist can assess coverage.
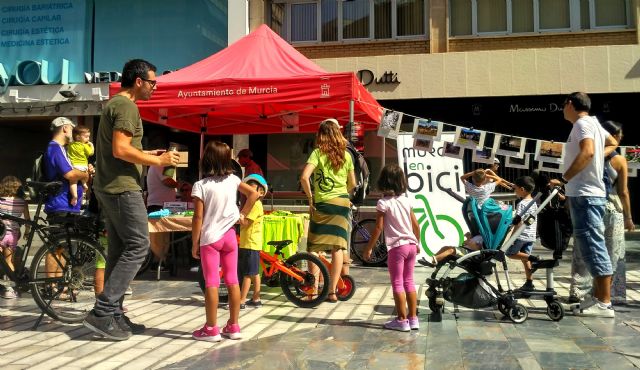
[315,171,335,192]
[413,194,464,256]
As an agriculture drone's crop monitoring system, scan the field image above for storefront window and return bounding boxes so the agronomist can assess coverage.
[343,0,370,39]
[477,0,506,33]
[538,0,570,30]
[397,0,425,36]
[374,0,393,39]
[267,133,315,192]
[322,0,339,41]
[291,3,318,42]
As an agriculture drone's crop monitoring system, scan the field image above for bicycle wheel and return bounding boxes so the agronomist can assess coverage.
[30,234,106,323]
[336,274,356,301]
[279,252,330,308]
[351,219,387,266]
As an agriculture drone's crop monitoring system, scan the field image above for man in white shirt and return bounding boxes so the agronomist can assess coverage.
[550,92,618,318]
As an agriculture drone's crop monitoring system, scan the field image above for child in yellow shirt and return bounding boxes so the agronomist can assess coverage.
[237,174,267,309]
[67,126,94,206]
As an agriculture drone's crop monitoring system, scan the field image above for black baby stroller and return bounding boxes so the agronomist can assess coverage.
[425,187,562,323]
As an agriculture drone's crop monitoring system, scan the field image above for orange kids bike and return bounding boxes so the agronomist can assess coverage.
[260,240,332,308]
[197,240,351,308]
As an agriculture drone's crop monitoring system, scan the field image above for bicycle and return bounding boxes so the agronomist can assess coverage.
[350,207,387,266]
[0,181,105,328]
[197,240,331,308]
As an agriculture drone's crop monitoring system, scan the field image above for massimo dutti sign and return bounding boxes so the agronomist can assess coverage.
[357,69,400,87]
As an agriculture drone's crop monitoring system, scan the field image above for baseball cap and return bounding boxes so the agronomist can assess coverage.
[494,158,500,164]
[51,117,75,130]
[242,174,268,194]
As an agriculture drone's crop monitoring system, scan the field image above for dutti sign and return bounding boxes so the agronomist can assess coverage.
[0,0,91,91]
[397,133,468,258]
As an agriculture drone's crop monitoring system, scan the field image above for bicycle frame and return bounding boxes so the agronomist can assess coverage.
[259,250,306,283]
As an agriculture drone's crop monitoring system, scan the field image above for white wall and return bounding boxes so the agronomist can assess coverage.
[228,0,249,45]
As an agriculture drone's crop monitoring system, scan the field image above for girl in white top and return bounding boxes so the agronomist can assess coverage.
[190,141,259,342]
[363,164,420,332]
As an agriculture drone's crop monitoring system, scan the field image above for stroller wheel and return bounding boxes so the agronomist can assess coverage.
[547,300,564,321]
[508,303,528,324]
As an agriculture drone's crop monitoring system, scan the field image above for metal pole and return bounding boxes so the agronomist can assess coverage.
[199,115,206,180]
[381,137,386,169]
[349,99,355,129]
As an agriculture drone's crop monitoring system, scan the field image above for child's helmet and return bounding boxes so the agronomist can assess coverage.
[242,174,268,194]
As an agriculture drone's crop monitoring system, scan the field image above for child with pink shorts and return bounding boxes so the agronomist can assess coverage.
[363,164,420,332]
[190,141,259,342]
[0,176,30,299]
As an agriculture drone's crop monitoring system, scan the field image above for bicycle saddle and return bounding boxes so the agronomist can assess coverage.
[267,240,293,253]
[26,181,62,198]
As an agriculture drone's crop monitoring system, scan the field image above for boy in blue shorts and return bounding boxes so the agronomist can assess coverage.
[237,174,267,309]
[505,176,538,292]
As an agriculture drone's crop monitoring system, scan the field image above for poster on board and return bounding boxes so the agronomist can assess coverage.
[398,133,468,260]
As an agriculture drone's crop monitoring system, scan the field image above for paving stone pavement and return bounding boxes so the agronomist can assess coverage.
[1,240,639,369]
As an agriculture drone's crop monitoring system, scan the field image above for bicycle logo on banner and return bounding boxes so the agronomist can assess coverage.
[413,194,464,256]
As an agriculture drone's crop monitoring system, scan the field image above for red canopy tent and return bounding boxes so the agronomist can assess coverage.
[109,24,383,142]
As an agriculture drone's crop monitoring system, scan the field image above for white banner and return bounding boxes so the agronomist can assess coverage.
[397,133,468,257]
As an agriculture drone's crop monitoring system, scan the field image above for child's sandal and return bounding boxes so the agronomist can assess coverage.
[325,292,338,303]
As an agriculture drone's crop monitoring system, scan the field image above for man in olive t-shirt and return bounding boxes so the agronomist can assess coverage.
[83,59,179,341]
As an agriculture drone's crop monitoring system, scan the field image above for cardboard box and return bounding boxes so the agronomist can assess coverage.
[177,151,189,168]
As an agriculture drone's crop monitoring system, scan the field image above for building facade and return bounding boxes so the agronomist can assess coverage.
[249,1,639,209]
[0,0,233,182]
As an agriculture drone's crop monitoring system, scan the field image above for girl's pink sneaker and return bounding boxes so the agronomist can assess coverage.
[222,322,242,340]
[192,324,222,342]
[408,316,420,330]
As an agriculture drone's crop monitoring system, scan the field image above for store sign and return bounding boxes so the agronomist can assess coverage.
[509,103,563,113]
[398,133,467,259]
[357,69,400,87]
[0,0,91,88]
[0,58,70,89]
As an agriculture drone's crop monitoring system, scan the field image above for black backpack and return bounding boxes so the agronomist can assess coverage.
[346,142,370,205]
[30,151,47,183]
[25,151,46,199]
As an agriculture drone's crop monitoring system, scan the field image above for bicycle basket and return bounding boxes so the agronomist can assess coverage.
[442,273,497,309]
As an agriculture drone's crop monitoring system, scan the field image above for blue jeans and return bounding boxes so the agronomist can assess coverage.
[94,191,150,316]
[567,196,612,277]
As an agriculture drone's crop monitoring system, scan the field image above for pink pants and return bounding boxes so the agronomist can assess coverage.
[387,244,417,294]
[200,228,239,288]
